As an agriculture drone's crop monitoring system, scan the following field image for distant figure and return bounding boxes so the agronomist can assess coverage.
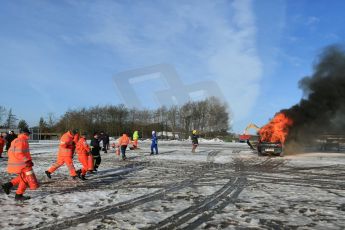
[132,130,139,149]
[5,130,17,151]
[246,139,255,150]
[0,133,5,158]
[118,132,130,160]
[90,132,101,171]
[104,133,110,152]
[191,130,199,153]
[45,129,79,179]
[100,131,109,153]
[150,131,158,155]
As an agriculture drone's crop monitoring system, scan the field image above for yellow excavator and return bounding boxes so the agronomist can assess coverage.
[239,123,260,150]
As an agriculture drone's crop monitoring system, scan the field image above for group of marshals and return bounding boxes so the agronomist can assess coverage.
[1,129,199,200]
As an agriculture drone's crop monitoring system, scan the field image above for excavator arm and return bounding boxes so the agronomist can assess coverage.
[239,123,260,141]
[244,123,260,135]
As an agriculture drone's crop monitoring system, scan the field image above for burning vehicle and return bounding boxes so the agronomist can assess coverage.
[257,140,283,156]
[257,112,293,157]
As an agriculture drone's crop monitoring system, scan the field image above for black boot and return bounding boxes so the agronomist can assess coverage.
[76,169,82,178]
[2,182,13,195]
[71,176,78,180]
[81,175,87,181]
[150,152,154,155]
[15,194,31,201]
[45,171,52,179]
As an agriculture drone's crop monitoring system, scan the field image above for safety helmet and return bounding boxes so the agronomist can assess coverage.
[192,130,197,134]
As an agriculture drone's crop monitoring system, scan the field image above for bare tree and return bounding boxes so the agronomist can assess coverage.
[18,119,29,130]
[0,106,6,126]
[46,112,56,129]
[39,117,48,132]
[5,109,18,129]
[167,105,179,139]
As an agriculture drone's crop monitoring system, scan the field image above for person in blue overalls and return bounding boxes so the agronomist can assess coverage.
[150,131,158,155]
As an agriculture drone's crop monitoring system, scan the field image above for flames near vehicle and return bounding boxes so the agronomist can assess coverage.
[257,112,293,156]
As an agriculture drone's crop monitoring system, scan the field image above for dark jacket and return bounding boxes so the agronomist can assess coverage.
[90,137,101,155]
[192,134,199,145]
[5,133,17,149]
[103,134,110,144]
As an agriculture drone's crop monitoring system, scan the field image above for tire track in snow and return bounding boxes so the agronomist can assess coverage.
[30,178,196,230]
[28,162,220,230]
[182,178,247,230]
[206,150,220,163]
[145,177,246,230]
[38,152,182,195]
[146,156,283,229]
[37,161,146,195]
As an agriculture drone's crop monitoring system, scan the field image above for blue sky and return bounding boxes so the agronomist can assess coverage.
[0,0,344,133]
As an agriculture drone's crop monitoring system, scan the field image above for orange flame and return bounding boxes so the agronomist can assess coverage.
[259,112,293,144]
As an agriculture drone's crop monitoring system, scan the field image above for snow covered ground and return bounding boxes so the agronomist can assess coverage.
[1,140,345,229]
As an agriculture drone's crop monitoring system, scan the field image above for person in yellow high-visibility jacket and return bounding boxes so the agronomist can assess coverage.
[132,130,139,149]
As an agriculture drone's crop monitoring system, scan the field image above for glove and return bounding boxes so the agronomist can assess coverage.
[25,160,34,167]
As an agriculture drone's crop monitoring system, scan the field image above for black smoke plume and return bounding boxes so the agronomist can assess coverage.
[282,45,345,144]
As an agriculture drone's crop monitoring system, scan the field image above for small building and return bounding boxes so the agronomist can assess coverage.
[39,133,60,140]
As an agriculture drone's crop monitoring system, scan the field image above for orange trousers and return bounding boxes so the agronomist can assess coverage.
[78,154,88,176]
[133,140,138,148]
[11,172,28,195]
[48,155,77,176]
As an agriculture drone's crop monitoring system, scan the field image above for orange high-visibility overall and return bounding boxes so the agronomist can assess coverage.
[7,134,38,195]
[118,134,130,158]
[119,134,130,146]
[76,137,90,176]
[47,131,77,176]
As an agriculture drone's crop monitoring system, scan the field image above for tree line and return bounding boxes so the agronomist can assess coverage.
[1,97,231,139]
[42,97,230,138]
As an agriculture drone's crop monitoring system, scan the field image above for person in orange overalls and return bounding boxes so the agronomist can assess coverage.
[76,132,90,180]
[45,129,78,179]
[0,133,5,158]
[72,130,79,156]
[118,132,131,160]
[1,128,36,200]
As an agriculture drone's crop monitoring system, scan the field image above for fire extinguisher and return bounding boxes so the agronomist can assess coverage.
[87,153,94,171]
[24,169,40,190]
